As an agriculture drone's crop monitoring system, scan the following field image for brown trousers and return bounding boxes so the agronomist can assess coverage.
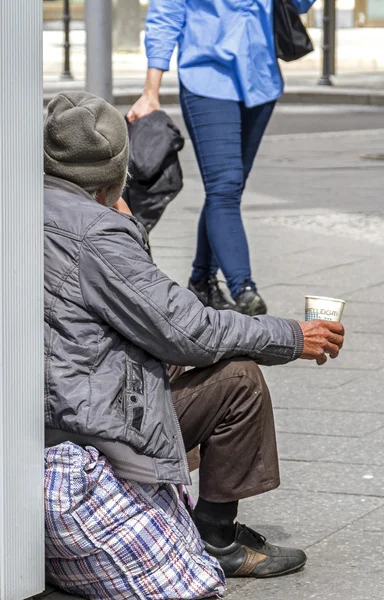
[170,358,280,503]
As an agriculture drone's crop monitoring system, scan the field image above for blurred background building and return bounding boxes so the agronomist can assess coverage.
[42,0,384,32]
[41,0,384,94]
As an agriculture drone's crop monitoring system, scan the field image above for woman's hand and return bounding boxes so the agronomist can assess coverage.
[127,92,160,123]
[127,68,163,123]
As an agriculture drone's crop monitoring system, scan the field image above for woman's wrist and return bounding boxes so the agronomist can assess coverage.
[143,68,163,100]
[143,88,159,101]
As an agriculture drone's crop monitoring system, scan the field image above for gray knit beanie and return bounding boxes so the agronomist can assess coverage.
[44,91,128,191]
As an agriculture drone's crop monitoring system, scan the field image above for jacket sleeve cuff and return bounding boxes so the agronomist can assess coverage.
[288,320,304,361]
[148,57,170,71]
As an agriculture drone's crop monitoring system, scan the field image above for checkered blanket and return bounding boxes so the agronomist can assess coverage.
[45,442,225,600]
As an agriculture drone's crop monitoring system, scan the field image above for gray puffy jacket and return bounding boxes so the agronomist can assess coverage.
[44,176,304,486]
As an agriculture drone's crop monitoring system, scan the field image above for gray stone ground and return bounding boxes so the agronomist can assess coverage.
[40,124,384,600]
[153,125,384,599]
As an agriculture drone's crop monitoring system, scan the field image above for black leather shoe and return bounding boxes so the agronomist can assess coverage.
[188,276,235,311]
[204,523,307,578]
[235,286,267,316]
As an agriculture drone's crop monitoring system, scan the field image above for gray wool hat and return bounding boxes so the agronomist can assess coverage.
[44,91,129,191]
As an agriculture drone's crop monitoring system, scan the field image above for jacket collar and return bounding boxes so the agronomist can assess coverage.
[44,175,94,202]
[45,174,150,250]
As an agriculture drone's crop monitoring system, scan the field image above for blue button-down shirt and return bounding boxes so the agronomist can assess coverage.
[146,0,315,107]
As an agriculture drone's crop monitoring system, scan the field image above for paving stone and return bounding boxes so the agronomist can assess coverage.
[290,256,383,295]
[345,281,384,304]
[341,331,384,353]
[238,489,384,548]
[275,407,384,437]
[241,246,368,289]
[349,503,384,531]
[152,245,195,258]
[151,229,197,243]
[267,368,384,414]
[33,587,57,599]
[352,315,384,334]
[247,224,366,259]
[280,460,384,497]
[225,579,252,598]
[327,426,384,466]
[253,133,384,215]
[37,593,80,600]
[152,254,194,269]
[277,432,362,462]
[266,364,361,391]
[226,526,384,600]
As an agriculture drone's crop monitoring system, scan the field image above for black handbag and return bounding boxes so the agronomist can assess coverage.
[274,0,314,62]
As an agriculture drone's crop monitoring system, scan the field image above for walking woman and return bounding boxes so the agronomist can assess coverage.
[129,0,315,315]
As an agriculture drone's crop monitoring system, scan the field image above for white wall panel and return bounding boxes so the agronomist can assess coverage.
[0,1,45,598]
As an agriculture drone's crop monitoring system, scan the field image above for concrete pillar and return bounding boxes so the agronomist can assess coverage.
[113,0,141,52]
[0,1,45,599]
[85,0,113,104]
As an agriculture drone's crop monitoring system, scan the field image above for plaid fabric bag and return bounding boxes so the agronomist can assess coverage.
[45,442,225,600]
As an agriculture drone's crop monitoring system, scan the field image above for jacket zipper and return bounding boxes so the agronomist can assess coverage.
[162,364,190,484]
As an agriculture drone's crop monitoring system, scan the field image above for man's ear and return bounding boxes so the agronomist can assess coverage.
[95,189,107,205]
[113,197,131,215]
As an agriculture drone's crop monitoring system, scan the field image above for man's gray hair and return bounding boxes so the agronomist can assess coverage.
[89,170,129,208]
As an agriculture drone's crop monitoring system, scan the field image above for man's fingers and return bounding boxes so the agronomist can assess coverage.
[324,321,345,335]
[316,354,327,366]
[324,340,341,356]
[298,319,345,363]
[326,331,344,349]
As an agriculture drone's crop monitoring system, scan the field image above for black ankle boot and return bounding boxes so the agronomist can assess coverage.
[235,285,267,316]
[188,276,235,311]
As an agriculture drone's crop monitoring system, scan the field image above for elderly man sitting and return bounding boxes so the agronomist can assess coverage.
[44,92,344,594]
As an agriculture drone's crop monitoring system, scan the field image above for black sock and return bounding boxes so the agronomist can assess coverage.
[194,497,238,548]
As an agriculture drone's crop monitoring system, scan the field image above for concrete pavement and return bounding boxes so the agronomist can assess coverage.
[154,126,384,600]
[151,103,384,139]
[37,125,384,600]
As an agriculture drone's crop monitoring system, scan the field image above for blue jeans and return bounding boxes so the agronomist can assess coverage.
[180,84,275,298]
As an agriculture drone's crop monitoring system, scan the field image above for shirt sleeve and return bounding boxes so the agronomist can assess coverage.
[291,0,316,15]
[145,0,186,71]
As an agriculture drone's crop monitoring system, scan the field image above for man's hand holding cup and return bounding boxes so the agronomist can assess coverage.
[298,320,344,365]
[298,295,345,365]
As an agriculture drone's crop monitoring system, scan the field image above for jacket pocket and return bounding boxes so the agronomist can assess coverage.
[123,359,146,434]
[127,361,144,395]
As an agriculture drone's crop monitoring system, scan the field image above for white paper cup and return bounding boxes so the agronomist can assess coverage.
[305,295,345,323]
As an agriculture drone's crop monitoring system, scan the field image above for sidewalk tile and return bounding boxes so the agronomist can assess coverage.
[274,407,383,437]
